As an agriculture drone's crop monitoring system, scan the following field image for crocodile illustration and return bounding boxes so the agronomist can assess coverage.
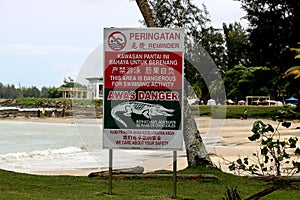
[111,101,175,127]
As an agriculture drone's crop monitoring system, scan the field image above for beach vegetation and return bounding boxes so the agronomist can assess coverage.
[0,97,102,109]
[15,98,72,108]
[228,107,300,176]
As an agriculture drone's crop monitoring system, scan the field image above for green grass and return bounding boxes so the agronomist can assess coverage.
[16,98,72,107]
[191,105,300,119]
[0,167,299,199]
[14,98,103,108]
[12,98,299,119]
[72,99,103,107]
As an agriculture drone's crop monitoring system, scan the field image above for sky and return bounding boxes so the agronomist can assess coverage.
[0,0,247,89]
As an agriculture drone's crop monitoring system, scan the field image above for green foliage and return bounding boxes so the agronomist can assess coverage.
[284,43,300,110]
[16,98,46,106]
[229,107,300,176]
[0,77,86,99]
[223,65,276,100]
[200,26,226,73]
[0,83,22,99]
[223,65,249,99]
[22,86,40,98]
[15,98,72,108]
[148,0,229,101]
[235,0,300,102]
[60,77,75,88]
[149,0,210,34]
[47,87,61,98]
[223,22,249,71]
[237,0,299,70]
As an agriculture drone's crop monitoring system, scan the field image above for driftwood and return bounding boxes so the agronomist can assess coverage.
[245,185,281,200]
[88,166,217,180]
[245,176,300,199]
[88,166,144,177]
[105,173,217,180]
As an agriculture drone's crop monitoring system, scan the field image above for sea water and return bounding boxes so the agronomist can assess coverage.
[0,120,185,174]
[0,119,222,175]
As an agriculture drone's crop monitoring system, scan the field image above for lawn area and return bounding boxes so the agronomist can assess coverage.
[0,167,299,199]
[191,105,300,119]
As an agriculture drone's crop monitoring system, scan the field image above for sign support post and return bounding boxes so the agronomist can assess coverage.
[172,151,177,199]
[108,149,113,195]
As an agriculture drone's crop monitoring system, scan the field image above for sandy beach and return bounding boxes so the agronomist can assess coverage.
[196,117,300,175]
[2,116,300,176]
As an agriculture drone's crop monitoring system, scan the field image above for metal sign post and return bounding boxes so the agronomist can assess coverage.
[108,149,113,195]
[172,150,177,199]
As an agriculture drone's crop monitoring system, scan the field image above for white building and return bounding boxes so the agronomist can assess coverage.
[86,77,103,99]
[59,77,103,99]
[59,87,88,99]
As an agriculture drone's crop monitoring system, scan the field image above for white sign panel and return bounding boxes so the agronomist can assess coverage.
[103,28,184,150]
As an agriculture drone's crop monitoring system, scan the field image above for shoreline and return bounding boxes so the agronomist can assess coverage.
[30,156,189,176]
[1,116,300,176]
[0,116,103,125]
[0,116,76,124]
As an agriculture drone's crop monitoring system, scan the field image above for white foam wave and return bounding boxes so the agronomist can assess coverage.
[0,146,83,161]
[0,106,57,111]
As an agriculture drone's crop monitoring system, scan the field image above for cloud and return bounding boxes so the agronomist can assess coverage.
[0,44,91,55]
[53,63,83,86]
[200,0,247,27]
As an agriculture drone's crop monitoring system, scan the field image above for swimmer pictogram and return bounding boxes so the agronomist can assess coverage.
[108,31,126,51]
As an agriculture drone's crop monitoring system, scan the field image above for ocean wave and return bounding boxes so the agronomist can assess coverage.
[0,106,56,111]
[0,146,84,161]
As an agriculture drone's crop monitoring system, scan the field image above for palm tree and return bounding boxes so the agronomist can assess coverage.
[284,44,300,110]
[284,66,300,78]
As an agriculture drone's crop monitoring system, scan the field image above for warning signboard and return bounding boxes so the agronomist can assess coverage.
[103,28,184,150]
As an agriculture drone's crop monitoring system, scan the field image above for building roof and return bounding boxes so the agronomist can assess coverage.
[86,77,103,81]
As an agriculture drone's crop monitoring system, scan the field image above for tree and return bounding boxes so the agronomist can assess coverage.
[223,65,250,100]
[40,86,50,98]
[22,86,40,98]
[248,66,276,96]
[60,76,86,89]
[201,26,226,74]
[135,0,158,27]
[60,77,75,88]
[0,84,22,99]
[0,82,4,98]
[238,0,300,71]
[147,0,209,35]
[135,0,214,167]
[224,65,276,100]
[48,87,61,98]
[223,22,249,71]
[284,44,300,110]
[237,0,300,100]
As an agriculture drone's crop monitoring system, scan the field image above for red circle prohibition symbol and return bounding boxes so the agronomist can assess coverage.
[108,31,127,51]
